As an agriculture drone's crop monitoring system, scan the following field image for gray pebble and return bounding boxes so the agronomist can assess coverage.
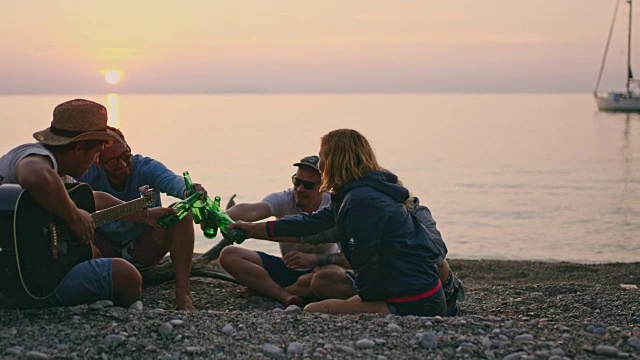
[94,300,113,308]
[283,305,302,314]
[592,327,606,335]
[336,345,356,354]
[355,338,376,349]
[104,334,126,347]
[627,337,640,349]
[221,324,235,335]
[550,348,565,356]
[595,345,619,357]
[387,323,402,332]
[185,346,201,354]
[262,343,284,357]
[128,301,143,311]
[420,332,438,349]
[169,319,184,326]
[513,334,534,343]
[5,346,23,356]
[88,303,103,311]
[25,351,49,360]
[287,342,304,354]
[158,323,173,336]
[503,351,527,360]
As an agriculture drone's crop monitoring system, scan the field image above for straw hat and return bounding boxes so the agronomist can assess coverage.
[32,99,120,145]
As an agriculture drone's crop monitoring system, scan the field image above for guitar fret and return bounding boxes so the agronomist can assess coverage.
[92,198,148,227]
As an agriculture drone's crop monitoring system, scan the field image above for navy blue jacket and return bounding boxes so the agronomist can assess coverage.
[268,170,442,302]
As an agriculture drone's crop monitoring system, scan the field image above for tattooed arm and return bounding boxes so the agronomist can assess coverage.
[316,252,351,268]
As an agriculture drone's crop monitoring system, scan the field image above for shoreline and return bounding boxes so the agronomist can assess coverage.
[1,259,639,359]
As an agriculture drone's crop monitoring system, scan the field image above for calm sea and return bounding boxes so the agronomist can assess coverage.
[0,94,638,264]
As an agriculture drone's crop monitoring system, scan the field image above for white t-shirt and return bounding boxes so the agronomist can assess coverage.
[0,143,74,185]
[262,188,339,256]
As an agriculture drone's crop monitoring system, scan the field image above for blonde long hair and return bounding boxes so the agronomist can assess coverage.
[319,129,382,193]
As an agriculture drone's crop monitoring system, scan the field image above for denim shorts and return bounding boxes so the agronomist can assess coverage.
[257,251,314,287]
[0,258,113,309]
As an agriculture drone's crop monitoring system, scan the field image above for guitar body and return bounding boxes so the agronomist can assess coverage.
[0,182,154,300]
[0,183,93,299]
[0,185,23,297]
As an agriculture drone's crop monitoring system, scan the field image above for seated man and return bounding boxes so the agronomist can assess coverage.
[218,156,349,306]
[0,99,170,309]
[76,126,206,311]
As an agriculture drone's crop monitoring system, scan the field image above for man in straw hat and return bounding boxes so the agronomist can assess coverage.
[0,99,173,309]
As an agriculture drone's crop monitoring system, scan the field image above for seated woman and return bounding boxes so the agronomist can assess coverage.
[231,128,448,316]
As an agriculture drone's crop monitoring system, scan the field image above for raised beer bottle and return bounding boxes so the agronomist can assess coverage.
[157,191,203,230]
[183,171,206,224]
[202,195,247,243]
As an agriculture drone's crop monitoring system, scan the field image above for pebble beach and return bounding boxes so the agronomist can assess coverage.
[1,259,639,359]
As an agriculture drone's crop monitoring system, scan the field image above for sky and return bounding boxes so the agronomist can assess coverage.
[0,0,636,94]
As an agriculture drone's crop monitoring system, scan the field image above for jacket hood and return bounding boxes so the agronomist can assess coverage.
[339,170,409,203]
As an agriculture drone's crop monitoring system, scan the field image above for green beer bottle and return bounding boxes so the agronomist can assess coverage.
[202,195,247,243]
[201,199,218,239]
[157,191,203,230]
[183,171,206,224]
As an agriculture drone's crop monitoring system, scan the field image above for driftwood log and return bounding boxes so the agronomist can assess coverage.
[139,194,238,286]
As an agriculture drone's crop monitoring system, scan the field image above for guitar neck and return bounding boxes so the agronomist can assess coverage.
[91,197,149,227]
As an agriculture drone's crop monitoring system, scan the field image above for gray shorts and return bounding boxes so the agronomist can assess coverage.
[0,258,113,309]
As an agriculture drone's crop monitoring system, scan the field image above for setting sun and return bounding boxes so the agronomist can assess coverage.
[104,70,121,85]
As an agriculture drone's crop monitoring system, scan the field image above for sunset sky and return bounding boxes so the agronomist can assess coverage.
[0,0,635,94]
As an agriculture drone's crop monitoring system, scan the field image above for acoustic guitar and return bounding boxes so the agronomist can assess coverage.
[0,183,155,299]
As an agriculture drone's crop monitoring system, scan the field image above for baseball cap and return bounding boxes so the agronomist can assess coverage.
[293,155,320,172]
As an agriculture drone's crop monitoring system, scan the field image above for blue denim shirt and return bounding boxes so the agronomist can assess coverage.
[77,155,185,244]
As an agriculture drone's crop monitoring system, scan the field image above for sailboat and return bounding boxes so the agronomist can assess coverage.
[594,0,640,112]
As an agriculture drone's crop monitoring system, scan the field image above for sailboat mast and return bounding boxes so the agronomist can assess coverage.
[627,0,633,94]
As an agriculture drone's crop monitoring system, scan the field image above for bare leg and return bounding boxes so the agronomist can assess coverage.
[111,258,142,307]
[310,265,356,300]
[167,215,195,311]
[437,259,450,284]
[304,295,389,315]
[219,246,295,304]
[284,273,315,299]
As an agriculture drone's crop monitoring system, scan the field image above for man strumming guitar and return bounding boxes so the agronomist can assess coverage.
[0,99,173,309]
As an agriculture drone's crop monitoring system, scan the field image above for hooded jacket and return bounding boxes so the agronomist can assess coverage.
[267,170,442,302]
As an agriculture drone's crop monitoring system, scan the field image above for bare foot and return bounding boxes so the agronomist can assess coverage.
[284,295,305,307]
[238,287,258,298]
[175,295,196,311]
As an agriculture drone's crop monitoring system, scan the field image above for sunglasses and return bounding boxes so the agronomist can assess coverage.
[101,147,133,167]
[292,175,320,190]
